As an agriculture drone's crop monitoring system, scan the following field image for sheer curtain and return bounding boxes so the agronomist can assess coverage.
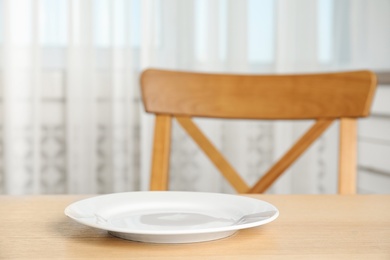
[1,0,141,194]
[0,0,389,194]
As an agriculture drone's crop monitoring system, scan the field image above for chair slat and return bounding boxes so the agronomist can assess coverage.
[175,116,250,193]
[249,119,334,193]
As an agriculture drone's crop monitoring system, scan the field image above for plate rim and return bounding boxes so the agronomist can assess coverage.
[65,191,279,235]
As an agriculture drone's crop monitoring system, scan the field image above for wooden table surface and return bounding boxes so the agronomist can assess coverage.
[0,195,389,260]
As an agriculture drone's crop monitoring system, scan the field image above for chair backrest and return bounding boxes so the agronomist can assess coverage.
[141,69,377,194]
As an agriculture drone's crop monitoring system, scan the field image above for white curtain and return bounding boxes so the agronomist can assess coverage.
[0,0,389,194]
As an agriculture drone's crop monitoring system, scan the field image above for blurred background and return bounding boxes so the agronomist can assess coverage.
[0,0,389,195]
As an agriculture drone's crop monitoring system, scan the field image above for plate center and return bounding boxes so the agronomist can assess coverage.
[109,211,236,231]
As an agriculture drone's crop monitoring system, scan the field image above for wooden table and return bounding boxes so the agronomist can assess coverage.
[1,195,389,259]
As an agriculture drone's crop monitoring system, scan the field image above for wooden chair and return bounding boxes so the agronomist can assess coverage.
[140,69,377,194]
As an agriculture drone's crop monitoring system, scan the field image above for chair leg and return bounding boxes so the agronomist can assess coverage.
[150,115,172,191]
[338,118,357,194]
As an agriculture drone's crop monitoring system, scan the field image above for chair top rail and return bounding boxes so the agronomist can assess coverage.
[141,69,377,120]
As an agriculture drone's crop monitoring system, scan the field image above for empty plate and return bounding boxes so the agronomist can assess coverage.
[65,191,279,243]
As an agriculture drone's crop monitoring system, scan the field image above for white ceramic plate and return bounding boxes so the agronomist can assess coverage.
[65,191,279,244]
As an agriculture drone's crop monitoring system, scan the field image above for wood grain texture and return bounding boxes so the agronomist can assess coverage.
[338,118,357,194]
[1,195,389,259]
[141,69,377,119]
